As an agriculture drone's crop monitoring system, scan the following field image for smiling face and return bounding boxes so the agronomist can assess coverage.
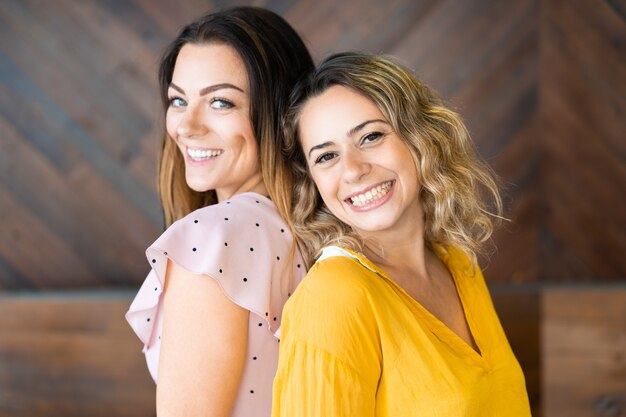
[298,85,424,241]
[166,43,265,201]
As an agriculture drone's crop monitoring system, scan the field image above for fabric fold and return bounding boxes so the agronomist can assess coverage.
[125,192,305,386]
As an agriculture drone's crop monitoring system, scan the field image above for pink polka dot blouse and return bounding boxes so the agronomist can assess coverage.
[126,192,305,417]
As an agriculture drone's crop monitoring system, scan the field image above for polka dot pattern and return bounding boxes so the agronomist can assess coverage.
[125,192,307,416]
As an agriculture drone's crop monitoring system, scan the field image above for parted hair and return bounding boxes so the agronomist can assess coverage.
[157,7,313,226]
[276,52,503,267]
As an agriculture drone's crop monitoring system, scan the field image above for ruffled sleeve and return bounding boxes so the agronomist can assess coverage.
[272,255,381,416]
[125,193,303,380]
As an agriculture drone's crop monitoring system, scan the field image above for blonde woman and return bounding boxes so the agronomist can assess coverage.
[272,52,531,416]
[125,7,312,417]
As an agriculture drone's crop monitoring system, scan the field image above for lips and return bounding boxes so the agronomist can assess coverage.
[345,180,394,207]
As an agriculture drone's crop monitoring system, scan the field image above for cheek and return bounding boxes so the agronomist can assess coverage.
[236,122,258,158]
[218,117,252,141]
[165,111,179,139]
[311,172,338,204]
[244,126,258,154]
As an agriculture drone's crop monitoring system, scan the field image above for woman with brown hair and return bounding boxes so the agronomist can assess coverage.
[125,7,313,417]
[272,52,531,416]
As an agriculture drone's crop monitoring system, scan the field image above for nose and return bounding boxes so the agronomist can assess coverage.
[176,103,208,139]
[341,148,370,184]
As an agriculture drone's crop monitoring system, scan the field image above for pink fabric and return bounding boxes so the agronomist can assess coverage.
[126,192,305,417]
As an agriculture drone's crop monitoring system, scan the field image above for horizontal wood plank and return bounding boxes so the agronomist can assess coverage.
[542,287,626,417]
[0,292,155,417]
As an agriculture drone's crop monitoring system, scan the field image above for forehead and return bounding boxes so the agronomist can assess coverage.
[298,85,385,142]
[172,42,248,90]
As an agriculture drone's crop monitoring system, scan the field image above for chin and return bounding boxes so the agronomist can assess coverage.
[188,186,211,193]
[352,219,395,234]
[185,178,213,193]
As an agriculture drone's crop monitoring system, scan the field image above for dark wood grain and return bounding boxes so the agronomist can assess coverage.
[0,0,623,288]
[492,287,542,417]
[538,0,626,281]
[0,0,624,415]
[543,286,626,417]
[0,292,155,417]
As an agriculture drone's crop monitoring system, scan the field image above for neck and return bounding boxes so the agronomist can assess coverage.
[216,176,268,202]
[364,237,430,278]
[360,218,430,279]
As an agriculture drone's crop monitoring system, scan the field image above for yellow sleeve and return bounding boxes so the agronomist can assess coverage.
[272,257,381,417]
[272,341,376,416]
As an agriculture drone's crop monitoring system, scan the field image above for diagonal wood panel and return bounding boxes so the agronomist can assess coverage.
[390,0,541,284]
[540,0,626,280]
[287,0,437,59]
[0,1,623,285]
[0,0,545,288]
[0,0,166,288]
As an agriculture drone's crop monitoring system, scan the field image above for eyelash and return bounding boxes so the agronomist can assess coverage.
[312,131,386,165]
[210,98,234,109]
[314,152,338,165]
[168,96,186,108]
[167,96,235,109]
[361,131,384,144]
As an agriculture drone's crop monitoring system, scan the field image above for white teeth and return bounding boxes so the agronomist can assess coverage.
[187,148,222,161]
[349,181,393,206]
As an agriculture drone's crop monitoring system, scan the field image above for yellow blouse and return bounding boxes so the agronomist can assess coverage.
[272,245,531,416]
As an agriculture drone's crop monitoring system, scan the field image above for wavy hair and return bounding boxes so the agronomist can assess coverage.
[278,52,503,266]
[157,7,313,226]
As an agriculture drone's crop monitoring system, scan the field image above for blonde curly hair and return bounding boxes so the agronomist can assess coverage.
[274,52,503,267]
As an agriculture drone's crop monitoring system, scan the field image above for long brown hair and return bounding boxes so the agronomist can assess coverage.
[278,52,503,266]
[157,7,313,226]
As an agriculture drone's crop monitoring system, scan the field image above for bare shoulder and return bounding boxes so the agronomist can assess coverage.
[162,259,248,342]
[157,259,248,416]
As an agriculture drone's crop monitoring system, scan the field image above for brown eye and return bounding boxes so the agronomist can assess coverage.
[315,152,337,164]
[361,132,383,144]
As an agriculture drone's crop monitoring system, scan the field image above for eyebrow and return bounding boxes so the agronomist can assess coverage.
[168,82,245,95]
[308,141,334,159]
[306,119,389,159]
[347,119,388,137]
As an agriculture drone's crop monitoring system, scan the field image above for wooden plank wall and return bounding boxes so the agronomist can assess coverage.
[1,288,622,417]
[543,287,626,417]
[0,0,623,416]
[1,0,623,290]
[0,290,541,417]
[0,293,155,417]
[538,0,625,281]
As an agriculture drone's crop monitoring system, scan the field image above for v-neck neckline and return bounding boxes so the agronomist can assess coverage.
[319,245,488,368]
[431,246,483,352]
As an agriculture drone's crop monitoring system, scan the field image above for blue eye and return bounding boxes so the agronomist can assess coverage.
[169,97,186,108]
[211,98,235,109]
